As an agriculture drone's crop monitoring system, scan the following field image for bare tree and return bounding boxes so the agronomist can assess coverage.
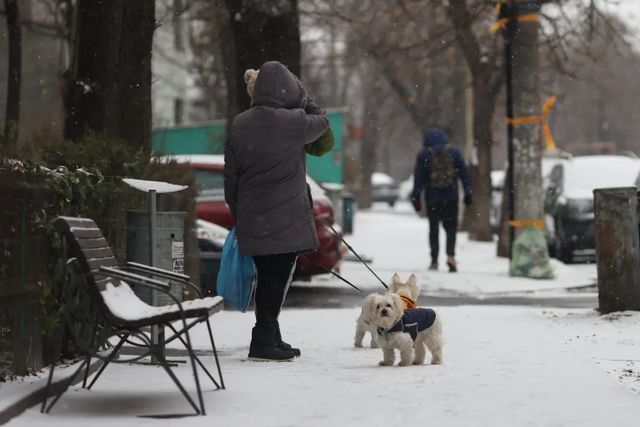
[63,0,154,149]
[3,0,21,142]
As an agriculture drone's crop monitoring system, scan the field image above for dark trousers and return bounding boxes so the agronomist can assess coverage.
[252,253,297,330]
[427,201,458,263]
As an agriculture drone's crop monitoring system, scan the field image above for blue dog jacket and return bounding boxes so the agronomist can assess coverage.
[378,308,437,341]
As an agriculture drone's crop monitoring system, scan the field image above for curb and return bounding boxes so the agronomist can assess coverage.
[0,360,103,425]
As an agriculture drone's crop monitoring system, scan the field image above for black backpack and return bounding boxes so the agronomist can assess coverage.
[428,145,456,189]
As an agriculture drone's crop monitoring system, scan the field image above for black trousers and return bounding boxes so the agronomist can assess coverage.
[427,201,458,263]
[252,253,297,330]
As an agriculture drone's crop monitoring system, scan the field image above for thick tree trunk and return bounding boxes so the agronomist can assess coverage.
[222,0,301,121]
[64,0,154,150]
[3,0,21,141]
[511,3,545,230]
[116,0,154,149]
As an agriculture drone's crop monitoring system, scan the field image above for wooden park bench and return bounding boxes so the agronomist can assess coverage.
[41,216,225,417]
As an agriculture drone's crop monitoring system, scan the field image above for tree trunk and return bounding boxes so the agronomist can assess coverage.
[115,0,154,149]
[3,0,21,142]
[465,82,495,241]
[511,2,545,230]
[222,0,301,123]
[64,0,154,150]
[358,78,382,209]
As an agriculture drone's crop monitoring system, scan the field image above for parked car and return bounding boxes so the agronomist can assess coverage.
[165,154,342,277]
[544,155,640,263]
[371,172,399,206]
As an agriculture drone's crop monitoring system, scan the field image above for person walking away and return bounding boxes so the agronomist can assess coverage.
[224,61,329,361]
[411,127,472,272]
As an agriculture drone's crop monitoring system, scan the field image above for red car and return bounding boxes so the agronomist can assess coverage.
[167,154,342,277]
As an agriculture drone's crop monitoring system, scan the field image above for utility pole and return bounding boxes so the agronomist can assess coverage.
[498,0,553,277]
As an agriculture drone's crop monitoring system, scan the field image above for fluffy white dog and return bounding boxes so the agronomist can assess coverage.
[354,273,420,348]
[361,292,444,366]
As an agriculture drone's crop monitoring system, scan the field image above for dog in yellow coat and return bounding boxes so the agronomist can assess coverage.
[354,273,420,348]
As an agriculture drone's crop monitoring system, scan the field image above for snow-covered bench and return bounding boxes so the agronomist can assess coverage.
[41,216,225,417]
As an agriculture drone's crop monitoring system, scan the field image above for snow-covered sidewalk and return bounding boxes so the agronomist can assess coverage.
[301,203,597,295]
[7,305,640,426]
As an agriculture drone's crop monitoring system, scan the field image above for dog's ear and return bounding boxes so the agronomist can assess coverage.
[390,273,401,292]
[390,293,404,317]
[362,293,378,323]
[244,69,258,83]
[407,274,420,299]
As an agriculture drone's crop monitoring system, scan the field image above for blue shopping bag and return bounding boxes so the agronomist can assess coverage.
[216,227,257,312]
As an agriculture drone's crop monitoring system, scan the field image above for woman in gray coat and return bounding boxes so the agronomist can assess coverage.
[224,61,329,361]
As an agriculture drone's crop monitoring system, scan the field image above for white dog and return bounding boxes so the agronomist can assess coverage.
[354,273,420,348]
[361,292,443,366]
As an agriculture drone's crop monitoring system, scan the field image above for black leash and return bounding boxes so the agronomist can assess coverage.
[300,255,365,295]
[325,220,389,290]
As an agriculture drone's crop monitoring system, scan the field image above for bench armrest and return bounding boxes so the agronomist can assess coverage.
[124,262,203,298]
[97,266,171,290]
[125,262,191,282]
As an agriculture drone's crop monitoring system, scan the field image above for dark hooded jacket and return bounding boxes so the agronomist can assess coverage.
[411,127,472,205]
[224,61,329,256]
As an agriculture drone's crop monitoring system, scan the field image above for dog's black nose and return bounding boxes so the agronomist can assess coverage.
[381,308,388,316]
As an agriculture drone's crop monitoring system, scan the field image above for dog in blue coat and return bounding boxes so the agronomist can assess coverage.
[362,288,444,366]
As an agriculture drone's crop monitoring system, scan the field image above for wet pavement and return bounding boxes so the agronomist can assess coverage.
[285,284,598,310]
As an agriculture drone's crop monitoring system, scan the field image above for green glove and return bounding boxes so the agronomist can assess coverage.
[305,127,335,157]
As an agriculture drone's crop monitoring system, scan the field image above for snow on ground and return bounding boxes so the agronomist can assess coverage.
[6,306,640,426]
[299,202,597,295]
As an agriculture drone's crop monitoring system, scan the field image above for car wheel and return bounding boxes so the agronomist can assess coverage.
[555,220,573,264]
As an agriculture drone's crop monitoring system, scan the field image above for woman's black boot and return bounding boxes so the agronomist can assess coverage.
[274,321,301,357]
[248,325,295,361]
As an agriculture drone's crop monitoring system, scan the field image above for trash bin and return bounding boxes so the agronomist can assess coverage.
[342,192,356,235]
[126,211,186,305]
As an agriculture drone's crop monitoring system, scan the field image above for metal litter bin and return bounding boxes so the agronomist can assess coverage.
[126,211,186,305]
[342,192,355,235]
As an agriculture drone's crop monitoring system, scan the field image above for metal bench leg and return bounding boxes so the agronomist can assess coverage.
[167,323,221,389]
[155,346,201,415]
[40,362,56,413]
[83,317,100,388]
[87,333,128,390]
[206,319,225,390]
[44,357,89,413]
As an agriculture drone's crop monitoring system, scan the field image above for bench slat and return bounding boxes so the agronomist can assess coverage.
[69,228,104,239]
[77,237,110,250]
[87,257,118,272]
[81,247,115,260]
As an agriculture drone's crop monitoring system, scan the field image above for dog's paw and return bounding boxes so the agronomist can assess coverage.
[354,341,363,348]
[398,360,412,367]
[412,359,424,365]
[431,358,442,365]
[370,341,379,349]
[379,360,393,366]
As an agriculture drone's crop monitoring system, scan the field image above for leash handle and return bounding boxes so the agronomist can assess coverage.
[300,255,365,295]
[326,221,389,290]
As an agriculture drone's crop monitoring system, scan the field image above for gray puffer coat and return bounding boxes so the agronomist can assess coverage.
[224,61,329,256]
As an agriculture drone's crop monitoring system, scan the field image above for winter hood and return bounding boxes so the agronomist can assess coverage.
[423,127,448,150]
[252,61,304,109]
